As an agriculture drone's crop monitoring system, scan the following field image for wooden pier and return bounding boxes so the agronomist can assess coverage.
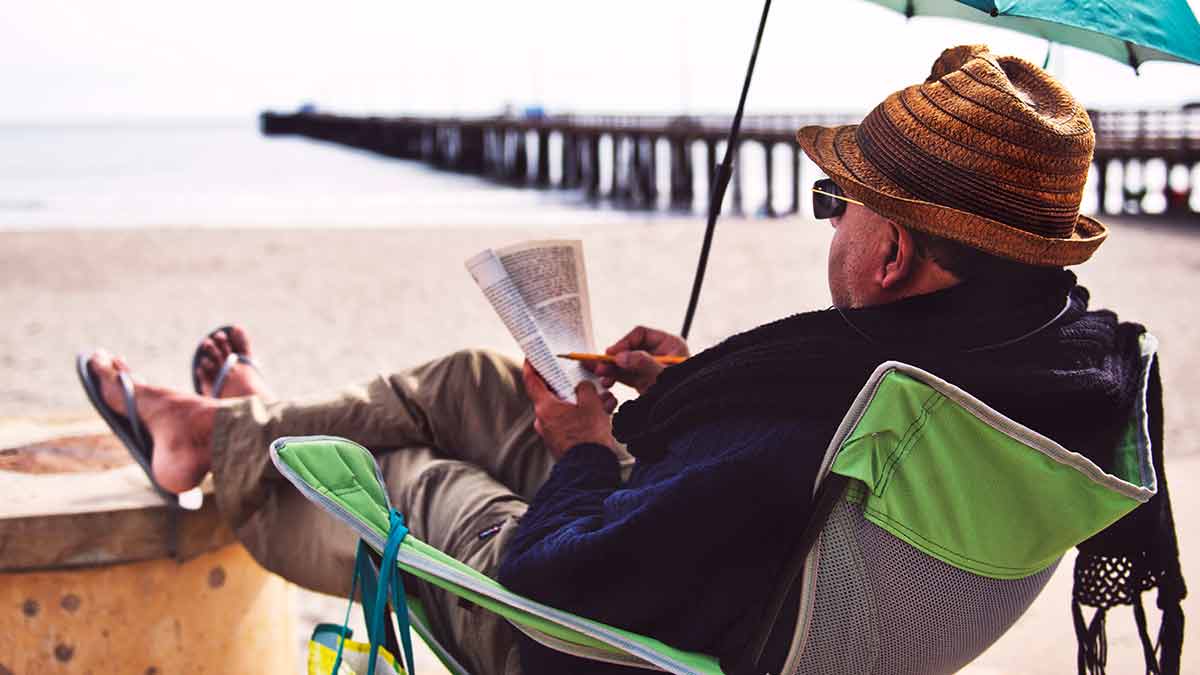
[261,108,1200,219]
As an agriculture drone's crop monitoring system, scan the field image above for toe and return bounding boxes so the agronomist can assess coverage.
[86,350,127,415]
[196,340,222,394]
[212,330,232,358]
[200,339,222,366]
[227,325,252,356]
[198,355,218,375]
[89,348,113,369]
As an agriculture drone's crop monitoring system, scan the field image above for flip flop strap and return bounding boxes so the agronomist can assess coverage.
[117,371,146,452]
[238,354,262,374]
[211,353,263,398]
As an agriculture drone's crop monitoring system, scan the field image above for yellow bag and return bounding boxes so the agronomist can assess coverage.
[308,623,404,675]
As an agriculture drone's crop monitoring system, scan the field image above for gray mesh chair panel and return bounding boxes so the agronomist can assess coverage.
[791,500,1058,675]
[791,499,879,674]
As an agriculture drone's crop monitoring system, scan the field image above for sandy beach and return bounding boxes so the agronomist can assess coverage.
[2,216,1197,672]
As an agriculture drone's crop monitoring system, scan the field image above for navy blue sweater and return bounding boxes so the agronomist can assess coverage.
[499,416,825,672]
[498,274,1145,674]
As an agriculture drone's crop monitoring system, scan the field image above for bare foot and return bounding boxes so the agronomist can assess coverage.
[195,325,274,400]
[89,350,219,494]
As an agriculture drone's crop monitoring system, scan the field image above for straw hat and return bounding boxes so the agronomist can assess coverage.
[797,44,1106,266]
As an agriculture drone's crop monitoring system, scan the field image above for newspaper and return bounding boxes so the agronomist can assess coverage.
[465,239,600,402]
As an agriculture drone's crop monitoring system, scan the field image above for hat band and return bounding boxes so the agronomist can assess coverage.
[856,108,1079,239]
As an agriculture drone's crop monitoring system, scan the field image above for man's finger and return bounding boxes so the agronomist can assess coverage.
[583,361,616,380]
[575,381,603,410]
[615,350,657,371]
[601,391,618,414]
[591,362,615,377]
[606,325,647,355]
[522,360,551,401]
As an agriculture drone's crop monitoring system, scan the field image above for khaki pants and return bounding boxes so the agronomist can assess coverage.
[211,349,591,674]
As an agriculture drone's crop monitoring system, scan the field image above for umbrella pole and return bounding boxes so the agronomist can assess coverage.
[680,0,773,339]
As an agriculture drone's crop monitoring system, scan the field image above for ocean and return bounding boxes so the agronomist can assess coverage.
[0,120,692,230]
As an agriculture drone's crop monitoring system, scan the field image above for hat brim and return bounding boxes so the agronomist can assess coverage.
[796,124,1107,266]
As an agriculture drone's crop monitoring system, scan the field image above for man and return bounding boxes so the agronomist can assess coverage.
[79,45,1177,673]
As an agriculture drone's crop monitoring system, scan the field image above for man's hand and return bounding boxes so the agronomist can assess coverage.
[586,326,690,394]
[523,360,618,460]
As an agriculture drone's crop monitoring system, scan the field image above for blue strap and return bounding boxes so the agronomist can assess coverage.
[381,510,416,675]
[330,543,366,674]
[330,511,416,675]
[357,543,385,644]
[363,510,415,675]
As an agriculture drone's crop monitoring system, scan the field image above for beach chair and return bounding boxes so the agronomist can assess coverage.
[272,336,1160,675]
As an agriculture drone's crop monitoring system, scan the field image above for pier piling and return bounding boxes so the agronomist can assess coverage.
[764,142,776,218]
[536,129,551,187]
[587,135,601,200]
[669,139,695,211]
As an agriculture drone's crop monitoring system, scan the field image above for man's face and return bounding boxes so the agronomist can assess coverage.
[826,202,894,309]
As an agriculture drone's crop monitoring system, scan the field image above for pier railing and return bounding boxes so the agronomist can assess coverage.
[261,108,1200,219]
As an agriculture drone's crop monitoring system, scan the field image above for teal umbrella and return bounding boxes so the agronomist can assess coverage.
[869,0,1200,70]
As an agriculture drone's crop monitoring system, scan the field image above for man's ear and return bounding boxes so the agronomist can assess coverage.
[878,221,917,290]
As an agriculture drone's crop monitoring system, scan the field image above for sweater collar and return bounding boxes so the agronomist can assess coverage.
[836,268,1080,353]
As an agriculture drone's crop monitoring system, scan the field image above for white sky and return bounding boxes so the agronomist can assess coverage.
[3,0,1199,123]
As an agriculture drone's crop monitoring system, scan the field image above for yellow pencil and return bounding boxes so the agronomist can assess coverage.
[556,352,687,366]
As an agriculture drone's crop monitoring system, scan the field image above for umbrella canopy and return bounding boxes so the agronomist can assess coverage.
[869,0,1200,68]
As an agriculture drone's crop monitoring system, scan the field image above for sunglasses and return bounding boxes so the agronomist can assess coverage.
[811,178,864,219]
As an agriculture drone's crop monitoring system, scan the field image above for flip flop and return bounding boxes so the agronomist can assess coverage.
[190,325,263,397]
[76,353,176,503]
